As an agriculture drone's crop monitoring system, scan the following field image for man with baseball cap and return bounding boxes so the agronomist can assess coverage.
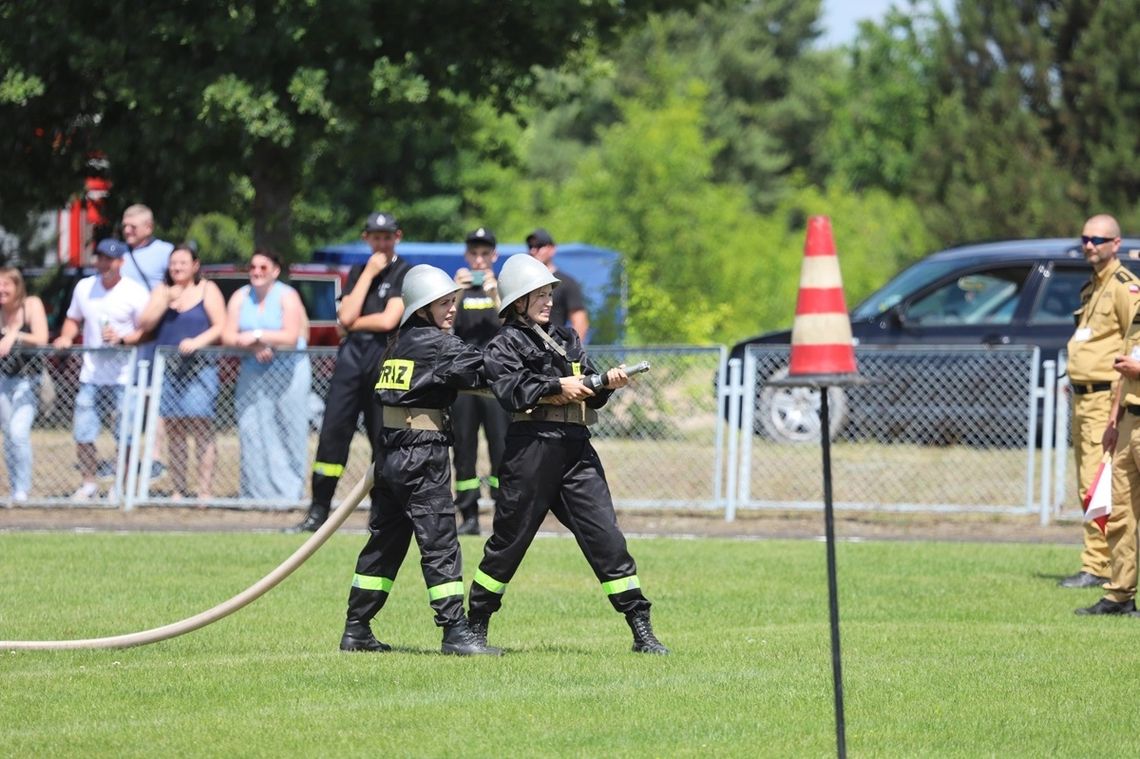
[289,211,411,532]
[53,237,151,500]
[527,228,589,342]
[449,226,508,535]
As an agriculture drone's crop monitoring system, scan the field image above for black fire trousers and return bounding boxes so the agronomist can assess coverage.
[345,440,466,628]
[467,428,651,617]
[311,336,385,511]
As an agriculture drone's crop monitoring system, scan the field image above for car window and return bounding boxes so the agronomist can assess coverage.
[290,279,338,321]
[1029,267,1087,325]
[851,258,964,319]
[903,267,1029,326]
[206,273,339,322]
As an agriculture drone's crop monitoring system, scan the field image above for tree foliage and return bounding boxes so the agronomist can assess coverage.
[0,0,700,258]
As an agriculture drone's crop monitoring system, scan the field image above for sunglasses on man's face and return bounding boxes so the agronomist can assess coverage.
[1081,235,1116,246]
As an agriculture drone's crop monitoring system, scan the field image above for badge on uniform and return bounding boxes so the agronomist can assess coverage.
[1131,285,1140,293]
[1073,327,1092,342]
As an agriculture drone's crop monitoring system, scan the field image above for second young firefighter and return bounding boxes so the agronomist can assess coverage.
[339,264,499,656]
[466,254,668,654]
[290,212,410,533]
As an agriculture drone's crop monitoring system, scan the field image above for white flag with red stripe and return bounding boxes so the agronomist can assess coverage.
[1083,454,1111,535]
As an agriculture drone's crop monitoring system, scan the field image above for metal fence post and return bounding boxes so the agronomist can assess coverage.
[1038,359,1056,525]
[724,358,742,522]
[713,348,728,511]
[738,348,757,508]
[123,355,147,512]
[137,350,166,502]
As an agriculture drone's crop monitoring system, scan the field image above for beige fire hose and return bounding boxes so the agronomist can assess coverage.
[1,469,374,651]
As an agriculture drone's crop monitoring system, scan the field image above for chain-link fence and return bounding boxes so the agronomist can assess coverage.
[5,342,1092,520]
[726,344,1044,515]
[0,344,726,512]
[0,346,140,507]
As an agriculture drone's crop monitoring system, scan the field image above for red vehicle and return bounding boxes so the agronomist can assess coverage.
[27,262,348,428]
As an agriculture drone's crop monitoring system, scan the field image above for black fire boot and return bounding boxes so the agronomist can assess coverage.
[441,619,502,656]
[467,610,491,647]
[457,507,480,536]
[455,491,480,536]
[626,610,669,654]
[286,505,329,534]
[339,620,391,652]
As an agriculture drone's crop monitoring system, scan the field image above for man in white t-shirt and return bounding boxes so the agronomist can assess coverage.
[52,238,151,499]
[121,204,173,290]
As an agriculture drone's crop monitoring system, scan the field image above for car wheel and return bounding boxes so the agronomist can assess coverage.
[756,367,848,443]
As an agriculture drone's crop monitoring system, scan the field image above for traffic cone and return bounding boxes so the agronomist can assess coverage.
[787,216,858,378]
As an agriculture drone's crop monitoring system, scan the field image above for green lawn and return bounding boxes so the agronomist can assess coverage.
[1,532,1134,757]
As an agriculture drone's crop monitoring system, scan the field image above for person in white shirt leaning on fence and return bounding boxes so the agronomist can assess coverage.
[52,238,151,501]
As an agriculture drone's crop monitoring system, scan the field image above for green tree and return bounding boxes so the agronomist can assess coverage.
[0,0,699,258]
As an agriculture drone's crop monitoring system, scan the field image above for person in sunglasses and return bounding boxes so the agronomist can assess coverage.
[1064,215,1140,601]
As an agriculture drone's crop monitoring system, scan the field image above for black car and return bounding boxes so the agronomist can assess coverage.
[731,237,1140,443]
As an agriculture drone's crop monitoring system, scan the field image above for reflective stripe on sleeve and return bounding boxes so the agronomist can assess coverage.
[601,575,641,595]
[313,461,345,477]
[455,477,481,492]
[352,574,394,592]
[427,581,465,601]
[473,569,508,595]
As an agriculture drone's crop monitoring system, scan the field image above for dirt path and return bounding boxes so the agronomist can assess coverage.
[0,504,1083,544]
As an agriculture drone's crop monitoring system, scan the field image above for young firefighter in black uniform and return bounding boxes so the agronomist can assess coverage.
[340,264,500,656]
[466,254,668,654]
[451,227,509,535]
[289,212,410,533]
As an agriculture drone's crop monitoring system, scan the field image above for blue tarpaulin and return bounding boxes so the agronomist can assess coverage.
[312,241,626,343]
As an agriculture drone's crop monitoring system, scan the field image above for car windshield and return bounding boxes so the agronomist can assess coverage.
[850,258,963,320]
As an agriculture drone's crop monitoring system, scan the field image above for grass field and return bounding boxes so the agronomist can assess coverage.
[2,531,1137,757]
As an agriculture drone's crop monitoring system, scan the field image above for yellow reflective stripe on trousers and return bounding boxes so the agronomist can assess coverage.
[313,461,345,477]
[427,581,465,601]
[473,569,507,595]
[455,477,481,492]
[352,574,394,592]
[601,575,641,595]
[488,475,499,488]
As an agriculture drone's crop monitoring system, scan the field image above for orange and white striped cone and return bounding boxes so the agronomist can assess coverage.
[787,216,859,380]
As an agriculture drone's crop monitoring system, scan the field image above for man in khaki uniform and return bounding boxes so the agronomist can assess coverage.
[1063,214,1140,591]
[1078,302,1140,614]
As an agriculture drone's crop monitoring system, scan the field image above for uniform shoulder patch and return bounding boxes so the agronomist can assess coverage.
[1117,269,1135,283]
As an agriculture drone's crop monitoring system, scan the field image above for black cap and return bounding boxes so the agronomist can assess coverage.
[363,212,400,232]
[526,228,555,247]
[465,227,497,247]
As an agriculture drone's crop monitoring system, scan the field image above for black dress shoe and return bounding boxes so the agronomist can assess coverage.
[1075,597,1136,615]
[456,518,480,536]
[1058,571,1109,589]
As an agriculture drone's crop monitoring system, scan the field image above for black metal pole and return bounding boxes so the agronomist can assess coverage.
[820,388,847,759]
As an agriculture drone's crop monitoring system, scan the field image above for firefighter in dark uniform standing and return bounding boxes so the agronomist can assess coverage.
[451,226,508,535]
[466,254,668,654]
[289,211,410,533]
[340,264,499,655]
[1062,214,1140,590]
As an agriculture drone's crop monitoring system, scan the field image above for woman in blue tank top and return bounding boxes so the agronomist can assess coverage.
[222,250,311,501]
[138,242,226,500]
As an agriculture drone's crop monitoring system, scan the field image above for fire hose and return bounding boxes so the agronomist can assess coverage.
[2,361,651,651]
[1,469,374,651]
